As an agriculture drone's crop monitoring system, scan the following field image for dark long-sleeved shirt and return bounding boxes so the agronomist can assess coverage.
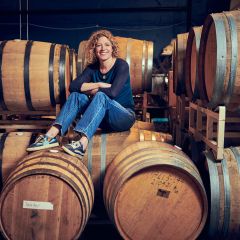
[69,58,135,110]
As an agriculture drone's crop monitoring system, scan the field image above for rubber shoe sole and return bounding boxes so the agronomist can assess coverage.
[62,145,84,159]
[26,142,59,152]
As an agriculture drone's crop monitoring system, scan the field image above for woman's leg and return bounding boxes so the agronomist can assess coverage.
[46,125,61,138]
[75,92,135,139]
[53,92,90,136]
[103,101,136,132]
[62,92,135,158]
[27,92,90,151]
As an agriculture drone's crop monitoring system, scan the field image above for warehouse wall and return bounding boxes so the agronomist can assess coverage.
[0,0,229,68]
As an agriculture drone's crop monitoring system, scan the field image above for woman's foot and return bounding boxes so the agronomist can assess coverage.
[26,135,59,151]
[62,141,86,159]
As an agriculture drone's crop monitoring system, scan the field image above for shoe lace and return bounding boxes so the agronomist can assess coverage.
[70,141,81,149]
[36,135,46,143]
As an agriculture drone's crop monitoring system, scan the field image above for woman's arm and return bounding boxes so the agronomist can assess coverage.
[69,67,93,93]
[69,65,112,93]
[81,82,111,92]
[80,82,99,92]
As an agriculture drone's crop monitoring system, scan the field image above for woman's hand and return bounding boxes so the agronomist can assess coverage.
[98,82,111,88]
[88,88,99,95]
[81,82,111,92]
[81,82,99,92]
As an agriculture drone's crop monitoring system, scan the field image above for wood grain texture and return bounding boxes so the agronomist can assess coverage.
[198,10,240,111]
[103,141,208,240]
[185,26,202,100]
[0,132,35,185]
[0,40,70,111]
[81,127,172,196]
[0,151,94,240]
[69,48,77,82]
[173,33,189,96]
[205,147,240,239]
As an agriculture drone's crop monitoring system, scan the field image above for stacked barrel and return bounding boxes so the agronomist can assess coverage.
[5,17,240,238]
[0,40,92,239]
[0,125,209,239]
[198,11,240,111]
[177,11,240,111]
[0,40,73,111]
[171,9,240,239]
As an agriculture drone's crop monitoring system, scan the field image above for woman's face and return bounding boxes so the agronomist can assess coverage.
[95,36,113,61]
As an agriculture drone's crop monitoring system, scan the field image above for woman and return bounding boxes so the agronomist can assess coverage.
[27,30,136,158]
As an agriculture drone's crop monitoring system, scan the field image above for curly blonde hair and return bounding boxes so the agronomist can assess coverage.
[85,29,119,65]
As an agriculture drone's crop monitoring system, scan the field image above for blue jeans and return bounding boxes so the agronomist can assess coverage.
[53,92,136,140]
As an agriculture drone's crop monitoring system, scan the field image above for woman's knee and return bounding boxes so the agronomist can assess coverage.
[92,92,108,103]
[94,91,107,98]
[110,116,135,132]
[68,92,89,101]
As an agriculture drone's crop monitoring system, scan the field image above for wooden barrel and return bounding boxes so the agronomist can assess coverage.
[103,141,208,240]
[185,26,203,100]
[205,147,240,239]
[198,11,240,111]
[69,48,77,81]
[0,40,71,111]
[82,128,172,196]
[0,132,38,187]
[0,150,94,240]
[132,120,169,132]
[77,36,154,94]
[173,33,189,96]
[132,120,158,131]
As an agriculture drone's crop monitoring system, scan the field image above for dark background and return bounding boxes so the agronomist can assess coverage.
[0,0,230,64]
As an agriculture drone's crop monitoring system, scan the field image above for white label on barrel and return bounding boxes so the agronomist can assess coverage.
[23,200,53,210]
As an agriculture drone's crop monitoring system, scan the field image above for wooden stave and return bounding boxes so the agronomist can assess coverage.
[185,26,203,101]
[69,48,77,82]
[77,41,87,76]
[173,33,189,96]
[0,132,38,187]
